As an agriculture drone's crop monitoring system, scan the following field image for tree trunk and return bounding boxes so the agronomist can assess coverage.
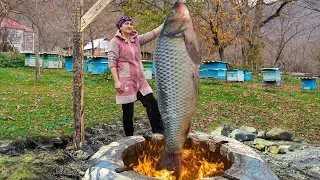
[209,18,226,62]
[1,29,9,52]
[35,33,40,81]
[89,25,95,55]
[72,0,85,150]
[218,47,225,62]
[248,0,264,71]
[241,46,246,67]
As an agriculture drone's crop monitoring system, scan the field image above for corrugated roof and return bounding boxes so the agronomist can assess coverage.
[203,60,228,64]
[261,68,280,70]
[299,77,318,79]
[0,17,33,32]
[84,38,109,51]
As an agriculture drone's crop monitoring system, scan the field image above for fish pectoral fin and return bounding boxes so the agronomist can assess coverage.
[184,26,201,65]
[193,70,199,97]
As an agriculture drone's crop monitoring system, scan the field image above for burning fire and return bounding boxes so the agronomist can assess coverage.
[129,142,225,180]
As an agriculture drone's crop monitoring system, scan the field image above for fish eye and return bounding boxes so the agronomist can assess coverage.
[170,11,174,15]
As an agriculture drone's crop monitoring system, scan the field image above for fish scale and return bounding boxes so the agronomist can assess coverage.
[154,34,198,154]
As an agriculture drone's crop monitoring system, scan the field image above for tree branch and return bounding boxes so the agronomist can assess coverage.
[260,0,295,27]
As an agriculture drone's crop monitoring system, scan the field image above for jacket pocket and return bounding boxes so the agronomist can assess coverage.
[119,62,130,78]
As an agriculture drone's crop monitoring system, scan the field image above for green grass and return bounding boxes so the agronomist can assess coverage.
[0,154,37,180]
[0,150,69,180]
[0,67,319,142]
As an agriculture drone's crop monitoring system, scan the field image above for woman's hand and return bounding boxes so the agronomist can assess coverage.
[115,80,124,93]
[154,23,164,36]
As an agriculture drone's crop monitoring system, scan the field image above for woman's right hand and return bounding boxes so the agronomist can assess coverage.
[115,80,124,93]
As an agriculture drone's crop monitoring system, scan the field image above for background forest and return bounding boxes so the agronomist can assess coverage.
[1,0,320,74]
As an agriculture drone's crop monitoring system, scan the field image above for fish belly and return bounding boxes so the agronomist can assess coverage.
[155,35,197,153]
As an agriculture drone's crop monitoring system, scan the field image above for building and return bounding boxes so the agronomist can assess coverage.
[84,38,109,56]
[0,17,34,53]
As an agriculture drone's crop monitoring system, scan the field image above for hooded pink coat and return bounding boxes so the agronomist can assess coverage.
[108,30,157,104]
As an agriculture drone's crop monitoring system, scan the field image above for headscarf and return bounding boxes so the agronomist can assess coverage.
[116,16,133,30]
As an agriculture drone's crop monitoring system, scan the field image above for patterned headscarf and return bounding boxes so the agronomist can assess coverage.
[116,16,133,30]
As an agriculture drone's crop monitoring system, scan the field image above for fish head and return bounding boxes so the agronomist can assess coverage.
[163,0,191,36]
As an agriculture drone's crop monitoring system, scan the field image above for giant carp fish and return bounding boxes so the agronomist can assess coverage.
[154,0,201,179]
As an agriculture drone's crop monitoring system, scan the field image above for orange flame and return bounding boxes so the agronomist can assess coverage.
[129,142,225,180]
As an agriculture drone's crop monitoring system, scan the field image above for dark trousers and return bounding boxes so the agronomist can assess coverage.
[121,91,164,136]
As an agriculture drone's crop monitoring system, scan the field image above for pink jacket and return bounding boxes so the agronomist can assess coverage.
[108,30,157,104]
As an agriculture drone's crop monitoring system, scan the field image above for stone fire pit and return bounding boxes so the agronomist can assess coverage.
[84,132,279,180]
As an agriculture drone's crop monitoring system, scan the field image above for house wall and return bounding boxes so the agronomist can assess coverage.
[23,32,33,52]
[94,48,107,56]
[8,29,24,51]
[5,29,33,53]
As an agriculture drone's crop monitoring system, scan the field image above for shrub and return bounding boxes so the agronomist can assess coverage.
[103,67,112,81]
[0,51,25,68]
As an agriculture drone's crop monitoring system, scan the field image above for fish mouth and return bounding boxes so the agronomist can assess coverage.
[173,0,189,15]
[162,31,184,38]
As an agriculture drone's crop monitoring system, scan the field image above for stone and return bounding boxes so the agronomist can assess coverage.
[80,144,95,156]
[39,142,54,150]
[256,143,320,180]
[239,125,257,134]
[254,138,276,146]
[229,129,256,141]
[51,137,63,145]
[0,143,13,153]
[74,150,90,161]
[257,131,267,139]
[278,145,293,153]
[255,144,266,151]
[269,146,280,154]
[203,177,228,180]
[79,171,86,176]
[266,128,293,140]
[307,166,320,178]
[210,125,228,137]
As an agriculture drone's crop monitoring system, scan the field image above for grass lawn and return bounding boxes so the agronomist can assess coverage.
[0,67,319,143]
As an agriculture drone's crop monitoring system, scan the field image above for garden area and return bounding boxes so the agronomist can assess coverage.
[0,67,319,179]
[0,67,319,142]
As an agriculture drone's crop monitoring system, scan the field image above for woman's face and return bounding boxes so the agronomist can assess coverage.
[121,21,133,35]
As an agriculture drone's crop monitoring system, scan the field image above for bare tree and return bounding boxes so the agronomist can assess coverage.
[0,0,23,52]
[18,0,55,81]
[260,0,320,73]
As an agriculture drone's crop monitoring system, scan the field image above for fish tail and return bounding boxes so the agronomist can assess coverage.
[156,151,182,180]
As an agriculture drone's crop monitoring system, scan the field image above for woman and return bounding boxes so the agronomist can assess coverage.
[108,16,164,136]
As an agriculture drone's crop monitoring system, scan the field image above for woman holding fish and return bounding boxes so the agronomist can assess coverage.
[108,16,164,137]
[109,0,200,179]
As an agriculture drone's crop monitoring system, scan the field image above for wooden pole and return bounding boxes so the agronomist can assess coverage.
[71,0,112,150]
[72,0,85,150]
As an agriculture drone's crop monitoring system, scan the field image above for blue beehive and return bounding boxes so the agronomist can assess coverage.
[87,56,109,74]
[300,77,317,90]
[227,70,244,82]
[244,71,252,81]
[64,55,88,72]
[199,69,227,79]
[261,68,281,86]
[65,56,73,71]
[23,53,35,66]
[152,61,155,75]
[199,61,228,79]
[24,53,43,67]
[199,61,228,70]
[41,53,62,68]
